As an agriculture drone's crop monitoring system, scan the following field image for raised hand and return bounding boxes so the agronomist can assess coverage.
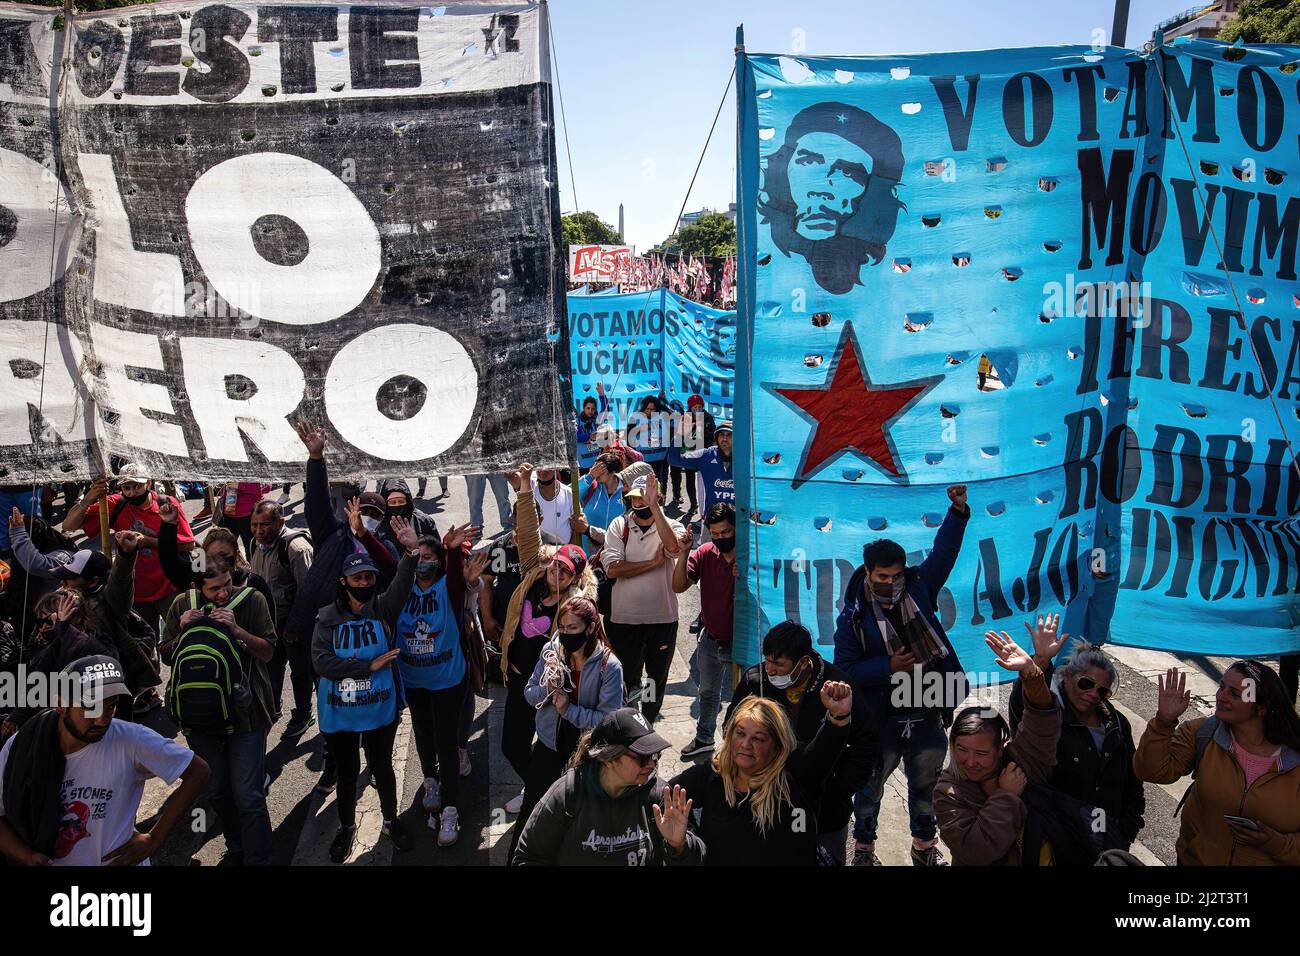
[84,478,109,503]
[517,462,534,487]
[390,515,418,552]
[1156,667,1191,723]
[819,680,853,718]
[998,761,1027,796]
[465,550,490,586]
[1024,612,1066,665]
[443,522,479,552]
[651,784,692,851]
[643,472,661,510]
[115,530,142,554]
[947,484,968,511]
[676,527,694,553]
[157,497,179,525]
[8,507,24,531]
[345,496,365,536]
[985,630,1035,673]
[295,420,326,459]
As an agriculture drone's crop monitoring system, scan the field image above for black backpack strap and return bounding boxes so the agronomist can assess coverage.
[110,496,128,529]
[1173,717,1219,817]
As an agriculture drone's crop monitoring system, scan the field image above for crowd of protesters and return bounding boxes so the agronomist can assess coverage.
[0,398,1297,869]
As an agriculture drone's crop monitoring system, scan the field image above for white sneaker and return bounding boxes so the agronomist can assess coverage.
[504,791,525,815]
[458,747,472,778]
[422,777,442,813]
[438,806,460,846]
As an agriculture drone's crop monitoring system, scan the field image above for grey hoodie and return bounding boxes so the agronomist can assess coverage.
[513,762,704,866]
[524,640,624,751]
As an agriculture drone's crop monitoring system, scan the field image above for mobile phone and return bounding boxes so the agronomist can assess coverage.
[1223,814,1260,830]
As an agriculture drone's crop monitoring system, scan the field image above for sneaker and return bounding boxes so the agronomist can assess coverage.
[504,790,525,815]
[328,826,356,864]
[384,817,414,852]
[911,844,948,867]
[315,765,337,793]
[283,712,316,739]
[422,776,442,814]
[852,843,883,867]
[438,806,460,847]
[458,747,472,778]
[680,736,714,758]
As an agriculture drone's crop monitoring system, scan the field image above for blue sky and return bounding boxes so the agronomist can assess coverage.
[545,0,1205,251]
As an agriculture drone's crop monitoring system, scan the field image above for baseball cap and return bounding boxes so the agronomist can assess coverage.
[553,543,587,577]
[117,462,150,484]
[715,419,734,434]
[51,549,111,582]
[341,551,378,577]
[687,394,705,410]
[618,461,654,490]
[61,655,131,708]
[590,708,671,756]
[625,476,648,501]
[358,492,387,517]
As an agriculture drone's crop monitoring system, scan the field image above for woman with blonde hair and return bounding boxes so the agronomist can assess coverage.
[669,681,853,865]
[499,463,598,816]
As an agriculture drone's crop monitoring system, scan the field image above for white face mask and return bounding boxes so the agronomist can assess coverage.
[766,658,807,690]
[362,516,381,533]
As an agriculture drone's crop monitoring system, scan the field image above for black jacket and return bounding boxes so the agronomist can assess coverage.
[0,709,65,857]
[1008,664,1145,848]
[725,657,877,832]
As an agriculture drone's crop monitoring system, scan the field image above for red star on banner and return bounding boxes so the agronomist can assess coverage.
[766,322,939,484]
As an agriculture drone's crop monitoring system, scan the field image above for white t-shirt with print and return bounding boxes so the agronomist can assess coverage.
[0,719,194,866]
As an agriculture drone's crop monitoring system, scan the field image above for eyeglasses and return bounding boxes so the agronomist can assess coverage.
[1076,675,1113,700]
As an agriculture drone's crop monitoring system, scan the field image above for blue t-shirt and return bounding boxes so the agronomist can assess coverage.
[577,475,624,553]
[686,448,735,512]
[394,577,466,691]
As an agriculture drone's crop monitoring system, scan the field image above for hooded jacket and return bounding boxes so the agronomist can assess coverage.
[726,656,877,833]
[499,485,597,679]
[285,458,396,640]
[933,671,1061,866]
[376,479,440,550]
[1008,663,1145,848]
[513,763,703,866]
[524,639,624,751]
[1134,715,1300,866]
[832,505,969,725]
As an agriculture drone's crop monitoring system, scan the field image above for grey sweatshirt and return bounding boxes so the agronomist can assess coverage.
[311,553,417,682]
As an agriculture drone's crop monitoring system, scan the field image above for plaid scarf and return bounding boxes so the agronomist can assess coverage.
[870,588,948,666]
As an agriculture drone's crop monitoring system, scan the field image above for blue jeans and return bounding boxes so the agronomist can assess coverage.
[466,474,512,531]
[187,729,273,865]
[694,630,733,741]
[852,711,946,844]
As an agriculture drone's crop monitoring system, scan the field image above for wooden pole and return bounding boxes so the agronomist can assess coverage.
[97,487,112,563]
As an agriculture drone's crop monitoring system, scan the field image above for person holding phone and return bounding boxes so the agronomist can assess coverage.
[1134,660,1300,865]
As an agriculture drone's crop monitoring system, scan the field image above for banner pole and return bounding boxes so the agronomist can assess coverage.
[98,487,112,563]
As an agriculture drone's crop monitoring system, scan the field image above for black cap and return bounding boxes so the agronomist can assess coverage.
[590,707,671,755]
[51,550,111,582]
[61,655,131,707]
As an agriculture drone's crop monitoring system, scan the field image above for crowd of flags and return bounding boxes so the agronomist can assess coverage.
[576,252,737,304]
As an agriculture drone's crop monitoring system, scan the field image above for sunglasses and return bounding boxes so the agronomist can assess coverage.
[1076,675,1113,700]
[628,751,659,768]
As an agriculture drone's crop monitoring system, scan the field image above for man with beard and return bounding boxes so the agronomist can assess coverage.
[0,656,208,866]
[759,102,905,296]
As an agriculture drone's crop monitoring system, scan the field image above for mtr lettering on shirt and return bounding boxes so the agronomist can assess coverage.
[334,619,382,652]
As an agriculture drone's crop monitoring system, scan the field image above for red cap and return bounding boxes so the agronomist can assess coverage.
[687,394,705,409]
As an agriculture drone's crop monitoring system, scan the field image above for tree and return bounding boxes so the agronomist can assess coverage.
[1219,0,1300,44]
[652,212,736,259]
[561,211,622,253]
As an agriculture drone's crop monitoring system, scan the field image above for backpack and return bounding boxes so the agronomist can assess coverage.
[1172,717,1220,817]
[165,588,256,736]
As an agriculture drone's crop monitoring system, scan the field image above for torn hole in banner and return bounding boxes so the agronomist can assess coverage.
[758,254,772,266]
[1264,167,1286,185]
[1223,44,1246,62]
[811,312,831,327]
[903,313,932,332]
[814,517,833,532]
[1033,433,1051,446]
[922,214,941,228]
[945,351,970,366]
[901,102,922,115]
[865,517,887,532]
[891,66,910,80]
[1183,403,1208,418]
[940,403,960,418]
[986,156,1007,172]
[804,354,823,367]
[924,453,944,465]
[1002,266,1022,281]
[986,500,1005,516]
[1182,271,1228,296]
[763,452,781,464]
[1293,293,1300,309]
[1219,87,1235,97]
[1039,310,1057,324]
[984,205,1002,219]
[1281,62,1297,73]
[952,253,970,267]
[1035,374,1054,387]
[242,128,257,140]
[1103,86,1121,101]
[980,446,999,458]
[759,127,775,141]
[921,513,943,528]
[1043,240,1062,253]
[750,511,778,526]
[892,258,912,273]
[462,43,477,56]
[1199,160,1219,176]
[1038,176,1058,192]
[840,468,864,482]
[1246,288,1266,304]
[381,183,398,195]
[225,374,257,401]
[262,85,277,97]
[1067,346,1083,360]
[834,70,854,83]
[923,161,948,176]
[1035,490,1055,504]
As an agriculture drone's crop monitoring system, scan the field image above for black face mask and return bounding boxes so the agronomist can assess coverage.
[714,535,736,554]
[345,583,376,605]
[632,506,653,521]
[538,475,555,486]
[123,492,150,508]
[389,502,414,519]
[559,630,589,653]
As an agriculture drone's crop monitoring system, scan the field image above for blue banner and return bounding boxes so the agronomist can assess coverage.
[735,40,1300,670]
[567,289,735,462]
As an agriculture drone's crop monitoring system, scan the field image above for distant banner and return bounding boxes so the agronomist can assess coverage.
[567,288,735,435]
[0,1,570,482]
[735,41,1300,668]
[568,243,634,283]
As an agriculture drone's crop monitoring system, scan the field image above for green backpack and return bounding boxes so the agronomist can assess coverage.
[165,588,256,735]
